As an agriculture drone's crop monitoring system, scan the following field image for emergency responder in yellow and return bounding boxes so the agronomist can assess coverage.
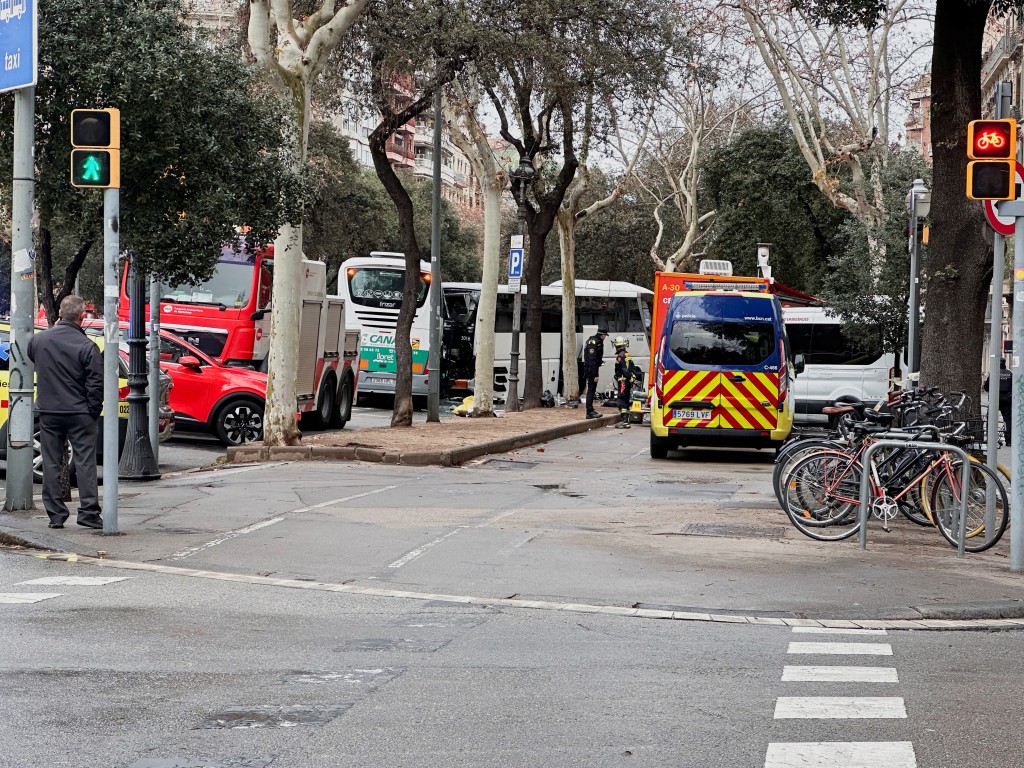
[613,336,640,429]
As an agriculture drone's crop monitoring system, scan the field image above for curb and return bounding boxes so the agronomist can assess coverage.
[12,550,1024,633]
[226,413,621,467]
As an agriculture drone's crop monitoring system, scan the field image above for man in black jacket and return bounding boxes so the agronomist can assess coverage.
[582,327,608,419]
[27,296,104,529]
[985,358,1013,447]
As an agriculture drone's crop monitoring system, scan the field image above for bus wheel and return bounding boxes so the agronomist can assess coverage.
[331,376,353,429]
[650,433,669,460]
[302,374,336,431]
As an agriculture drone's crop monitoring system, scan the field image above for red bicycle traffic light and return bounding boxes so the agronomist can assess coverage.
[968,119,1017,160]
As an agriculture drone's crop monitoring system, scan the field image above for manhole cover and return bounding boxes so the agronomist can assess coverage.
[281,668,402,687]
[335,638,451,653]
[672,523,787,539]
[483,460,539,470]
[195,705,350,730]
[130,759,275,768]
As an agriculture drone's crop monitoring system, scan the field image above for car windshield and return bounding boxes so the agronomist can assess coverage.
[160,246,257,308]
[669,320,776,367]
[347,268,428,309]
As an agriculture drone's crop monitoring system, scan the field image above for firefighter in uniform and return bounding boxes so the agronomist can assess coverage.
[582,327,608,419]
[613,336,640,428]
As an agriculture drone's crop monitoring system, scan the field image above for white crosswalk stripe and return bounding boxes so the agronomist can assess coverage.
[790,626,887,636]
[765,741,917,767]
[788,641,892,655]
[0,592,62,604]
[782,666,898,683]
[774,696,907,719]
[18,576,130,586]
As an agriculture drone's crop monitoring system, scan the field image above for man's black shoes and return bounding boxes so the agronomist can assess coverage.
[77,518,103,530]
[586,411,602,420]
[48,523,64,529]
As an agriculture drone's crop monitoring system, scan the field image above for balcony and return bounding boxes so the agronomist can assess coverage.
[982,33,1019,88]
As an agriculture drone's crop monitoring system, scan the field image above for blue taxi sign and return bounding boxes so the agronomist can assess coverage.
[0,0,36,94]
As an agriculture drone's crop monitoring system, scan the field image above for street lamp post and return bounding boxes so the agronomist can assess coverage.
[905,178,930,386]
[507,157,534,413]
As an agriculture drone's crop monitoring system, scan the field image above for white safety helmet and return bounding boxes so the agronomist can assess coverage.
[613,336,628,348]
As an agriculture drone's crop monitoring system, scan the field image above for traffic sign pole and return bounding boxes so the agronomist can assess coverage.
[507,236,524,412]
[102,188,121,533]
[3,85,35,511]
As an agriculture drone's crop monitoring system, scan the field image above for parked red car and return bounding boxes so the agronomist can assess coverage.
[87,322,267,446]
[154,331,267,445]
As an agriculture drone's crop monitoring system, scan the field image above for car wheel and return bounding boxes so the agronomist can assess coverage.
[213,398,264,446]
[331,376,353,429]
[650,432,669,460]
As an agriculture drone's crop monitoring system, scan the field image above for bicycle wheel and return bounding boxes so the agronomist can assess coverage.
[921,455,1010,527]
[773,439,845,506]
[927,459,1009,552]
[782,450,863,541]
[869,444,931,527]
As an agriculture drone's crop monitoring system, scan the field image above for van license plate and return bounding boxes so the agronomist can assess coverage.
[364,377,391,385]
[673,409,709,421]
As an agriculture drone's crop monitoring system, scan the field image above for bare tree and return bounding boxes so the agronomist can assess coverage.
[247,0,369,445]
[444,69,508,416]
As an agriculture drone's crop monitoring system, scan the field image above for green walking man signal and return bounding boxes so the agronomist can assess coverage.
[70,108,120,189]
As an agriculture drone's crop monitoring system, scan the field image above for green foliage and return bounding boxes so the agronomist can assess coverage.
[0,0,298,292]
[819,150,931,353]
[702,124,850,293]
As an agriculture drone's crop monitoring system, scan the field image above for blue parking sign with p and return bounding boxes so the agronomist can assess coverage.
[508,248,523,279]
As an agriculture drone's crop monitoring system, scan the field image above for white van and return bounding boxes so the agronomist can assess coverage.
[783,306,897,423]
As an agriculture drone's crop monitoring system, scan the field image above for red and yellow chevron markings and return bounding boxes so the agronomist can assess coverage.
[660,370,780,430]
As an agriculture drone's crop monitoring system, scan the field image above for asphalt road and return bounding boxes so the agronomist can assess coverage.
[1,547,1022,768]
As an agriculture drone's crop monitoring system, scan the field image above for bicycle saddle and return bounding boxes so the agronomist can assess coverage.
[862,408,894,426]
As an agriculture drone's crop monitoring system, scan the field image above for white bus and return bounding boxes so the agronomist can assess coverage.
[783,305,898,423]
[444,280,654,401]
[337,251,433,398]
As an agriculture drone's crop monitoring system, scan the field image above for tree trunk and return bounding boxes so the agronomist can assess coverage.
[471,182,503,415]
[264,219,303,445]
[523,215,545,409]
[263,80,311,446]
[918,0,992,402]
[369,136,420,427]
[556,208,580,401]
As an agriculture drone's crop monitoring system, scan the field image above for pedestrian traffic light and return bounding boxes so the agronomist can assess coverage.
[968,119,1017,160]
[70,108,120,189]
[967,160,1015,200]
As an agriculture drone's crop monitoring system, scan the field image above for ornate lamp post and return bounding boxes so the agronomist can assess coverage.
[506,156,534,413]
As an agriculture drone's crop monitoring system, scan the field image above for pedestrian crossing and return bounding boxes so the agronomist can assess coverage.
[0,575,130,606]
[765,627,917,767]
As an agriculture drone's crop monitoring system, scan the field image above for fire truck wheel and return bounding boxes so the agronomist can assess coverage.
[302,374,337,431]
[331,376,354,429]
[214,398,265,446]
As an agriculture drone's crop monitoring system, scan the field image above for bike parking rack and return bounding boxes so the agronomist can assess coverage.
[858,438,971,557]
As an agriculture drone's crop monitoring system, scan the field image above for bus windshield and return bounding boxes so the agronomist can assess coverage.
[347,268,428,309]
[161,248,257,308]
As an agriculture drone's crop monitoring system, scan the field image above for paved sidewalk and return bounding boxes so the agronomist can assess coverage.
[2,425,1023,623]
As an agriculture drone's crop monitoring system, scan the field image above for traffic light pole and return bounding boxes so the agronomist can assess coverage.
[102,188,121,534]
[148,273,161,459]
[119,261,159,480]
[426,87,442,423]
[4,86,35,511]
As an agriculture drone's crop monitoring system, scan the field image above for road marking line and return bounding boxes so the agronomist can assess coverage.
[18,576,129,586]
[782,666,898,683]
[168,486,397,560]
[388,527,466,569]
[774,697,906,719]
[788,642,893,656]
[0,592,62,604]
[496,531,541,557]
[765,741,917,767]
[791,626,887,636]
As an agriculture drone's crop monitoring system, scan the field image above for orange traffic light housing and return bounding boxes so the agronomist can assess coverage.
[968,119,1017,160]
[70,108,121,189]
[967,160,1016,200]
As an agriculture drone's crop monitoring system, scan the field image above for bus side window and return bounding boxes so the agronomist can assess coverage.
[494,294,515,332]
[541,295,561,333]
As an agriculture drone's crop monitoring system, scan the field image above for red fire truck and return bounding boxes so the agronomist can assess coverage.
[120,245,360,429]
